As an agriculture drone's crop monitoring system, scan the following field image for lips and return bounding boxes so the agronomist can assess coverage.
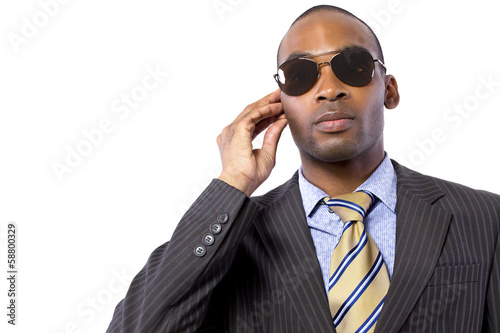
[314,111,355,132]
[315,111,355,123]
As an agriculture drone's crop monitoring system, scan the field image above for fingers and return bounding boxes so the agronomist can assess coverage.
[216,89,286,196]
[233,89,282,124]
[241,89,281,115]
[239,95,284,139]
[255,89,282,108]
[218,90,283,147]
[252,112,283,140]
[260,114,288,158]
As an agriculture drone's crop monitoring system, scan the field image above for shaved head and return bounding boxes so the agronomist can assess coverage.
[277,5,384,66]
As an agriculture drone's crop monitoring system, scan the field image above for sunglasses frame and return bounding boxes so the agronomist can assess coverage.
[274,49,386,96]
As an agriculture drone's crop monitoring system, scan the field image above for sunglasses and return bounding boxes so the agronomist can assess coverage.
[274,49,386,96]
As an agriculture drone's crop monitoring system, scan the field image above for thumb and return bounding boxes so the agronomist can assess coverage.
[260,117,288,159]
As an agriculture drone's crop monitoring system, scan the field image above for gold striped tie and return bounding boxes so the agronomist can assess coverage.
[321,191,390,333]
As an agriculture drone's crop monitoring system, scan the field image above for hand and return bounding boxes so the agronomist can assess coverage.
[217,89,288,196]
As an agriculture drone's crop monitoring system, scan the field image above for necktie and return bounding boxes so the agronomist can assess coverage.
[321,191,390,333]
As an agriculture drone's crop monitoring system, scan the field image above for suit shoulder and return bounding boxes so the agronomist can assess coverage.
[393,160,500,210]
[431,175,500,202]
[250,172,300,208]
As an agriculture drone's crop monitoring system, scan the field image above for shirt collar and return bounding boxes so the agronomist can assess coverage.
[298,154,397,217]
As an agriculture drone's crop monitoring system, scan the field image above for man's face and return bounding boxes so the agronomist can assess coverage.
[278,12,392,165]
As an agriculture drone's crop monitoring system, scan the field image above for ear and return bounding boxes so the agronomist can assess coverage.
[384,74,400,109]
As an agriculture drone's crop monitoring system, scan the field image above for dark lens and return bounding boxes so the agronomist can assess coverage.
[277,59,318,96]
[331,50,375,87]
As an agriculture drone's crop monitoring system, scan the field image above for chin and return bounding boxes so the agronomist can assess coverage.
[302,144,359,164]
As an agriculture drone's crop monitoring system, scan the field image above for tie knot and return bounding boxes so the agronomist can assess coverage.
[321,190,374,223]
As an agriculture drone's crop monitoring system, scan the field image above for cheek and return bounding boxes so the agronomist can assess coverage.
[281,97,296,121]
[281,94,308,120]
[281,98,305,133]
[363,104,385,136]
[360,89,386,123]
[280,94,293,115]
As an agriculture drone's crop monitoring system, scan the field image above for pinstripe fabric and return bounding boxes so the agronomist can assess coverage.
[107,160,500,333]
[377,162,500,333]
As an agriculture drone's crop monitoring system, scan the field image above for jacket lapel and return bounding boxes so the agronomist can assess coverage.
[375,161,452,332]
[253,162,453,332]
[254,173,336,332]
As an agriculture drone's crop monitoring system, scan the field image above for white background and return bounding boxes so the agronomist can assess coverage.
[1,0,499,332]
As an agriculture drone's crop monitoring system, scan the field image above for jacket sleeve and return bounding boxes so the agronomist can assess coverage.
[106,179,260,333]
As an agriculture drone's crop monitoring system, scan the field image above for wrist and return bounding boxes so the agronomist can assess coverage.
[218,172,255,197]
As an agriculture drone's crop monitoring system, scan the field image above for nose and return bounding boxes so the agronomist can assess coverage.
[313,62,350,102]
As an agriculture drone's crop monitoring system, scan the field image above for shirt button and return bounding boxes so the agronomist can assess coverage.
[217,212,229,224]
[194,245,206,257]
[202,233,215,246]
[210,223,222,235]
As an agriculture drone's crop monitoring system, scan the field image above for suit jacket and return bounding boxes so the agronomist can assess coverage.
[107,161,500,332]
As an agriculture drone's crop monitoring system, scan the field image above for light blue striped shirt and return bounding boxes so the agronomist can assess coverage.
[298,154,397,295]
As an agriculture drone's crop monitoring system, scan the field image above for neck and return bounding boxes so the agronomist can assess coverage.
[301,151,385,197]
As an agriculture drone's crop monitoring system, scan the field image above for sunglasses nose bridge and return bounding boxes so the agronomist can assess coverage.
[315,59,338,83]
[313,58,351,100]
[317,61,331,70]
[315,60,334,80]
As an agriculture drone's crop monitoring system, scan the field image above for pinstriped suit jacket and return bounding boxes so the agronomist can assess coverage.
[107,161,500,332]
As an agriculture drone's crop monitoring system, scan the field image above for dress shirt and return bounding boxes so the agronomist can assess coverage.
[298,154,397,295]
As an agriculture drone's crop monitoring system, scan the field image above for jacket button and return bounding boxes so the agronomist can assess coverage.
[194,245,207,257]
[217,212,229,224]
[210,223,222,235]
[202,233,215,246]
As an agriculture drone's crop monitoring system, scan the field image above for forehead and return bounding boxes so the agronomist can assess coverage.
[279,12,378,64]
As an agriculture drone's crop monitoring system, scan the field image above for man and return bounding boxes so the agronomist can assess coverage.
[107,5,499,332]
